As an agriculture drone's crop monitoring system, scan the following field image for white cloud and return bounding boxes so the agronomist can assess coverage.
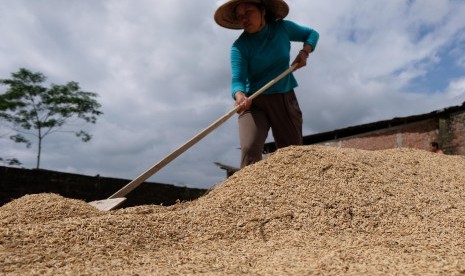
[444,77,465,100]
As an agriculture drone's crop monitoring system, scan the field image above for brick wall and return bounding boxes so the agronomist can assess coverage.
[321,119,441,153]
[399,119,438,150]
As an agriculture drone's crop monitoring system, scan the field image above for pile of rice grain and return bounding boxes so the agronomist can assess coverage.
[1,145,465,275]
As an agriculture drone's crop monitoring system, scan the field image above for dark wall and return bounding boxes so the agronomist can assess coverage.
[0,166,207,209]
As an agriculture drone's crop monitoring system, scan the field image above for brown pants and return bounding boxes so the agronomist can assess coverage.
[238,90,303,168]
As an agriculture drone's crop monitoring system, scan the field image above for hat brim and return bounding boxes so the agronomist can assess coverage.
[214,0,289,30]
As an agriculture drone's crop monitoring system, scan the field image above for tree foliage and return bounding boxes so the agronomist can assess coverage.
[0,157,22,166]
[0,68,103,168]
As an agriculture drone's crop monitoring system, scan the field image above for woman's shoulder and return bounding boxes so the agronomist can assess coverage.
[273,19,297,32]
[233,33,247,46]
[274,19,296,25]
[279,19,300,28]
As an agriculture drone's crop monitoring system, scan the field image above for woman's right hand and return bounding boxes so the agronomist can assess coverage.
[234,92,252,114]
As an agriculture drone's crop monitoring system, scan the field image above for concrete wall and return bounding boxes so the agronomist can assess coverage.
[0,166,207,209]
[448,111,465,155]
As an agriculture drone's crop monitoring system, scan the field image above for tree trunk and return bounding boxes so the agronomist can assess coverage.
[36,137,41,169]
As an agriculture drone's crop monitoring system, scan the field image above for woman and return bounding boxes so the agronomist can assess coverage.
[214,0,319,168]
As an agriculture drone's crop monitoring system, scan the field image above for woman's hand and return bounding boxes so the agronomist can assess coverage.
[234,91,252,114]
[292,45,313,70]
[292,50,309,70]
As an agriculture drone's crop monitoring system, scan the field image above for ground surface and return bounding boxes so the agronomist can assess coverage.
[1,145,465,275]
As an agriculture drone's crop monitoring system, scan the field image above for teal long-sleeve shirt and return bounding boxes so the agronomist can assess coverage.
[230,19,319,99]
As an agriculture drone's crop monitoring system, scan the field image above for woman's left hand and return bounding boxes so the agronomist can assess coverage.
[292,50,309,70]
[234,91,251,114]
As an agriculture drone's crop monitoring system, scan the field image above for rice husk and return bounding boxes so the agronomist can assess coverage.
[1,145,465,275]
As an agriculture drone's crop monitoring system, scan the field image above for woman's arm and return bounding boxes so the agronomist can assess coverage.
[230,44,248,99]
[283,20,319,51]
[284,20,319,69]
[231,44,252,113]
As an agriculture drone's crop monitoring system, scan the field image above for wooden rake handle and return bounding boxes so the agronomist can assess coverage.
[109,64,298,199]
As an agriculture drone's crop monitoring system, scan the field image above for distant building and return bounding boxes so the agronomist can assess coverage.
[217,101,465,177]
[264,101,465,155]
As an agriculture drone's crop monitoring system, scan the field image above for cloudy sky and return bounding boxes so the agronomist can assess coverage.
[1,0,465,190]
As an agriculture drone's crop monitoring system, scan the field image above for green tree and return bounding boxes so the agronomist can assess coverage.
[0,68,103,169]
